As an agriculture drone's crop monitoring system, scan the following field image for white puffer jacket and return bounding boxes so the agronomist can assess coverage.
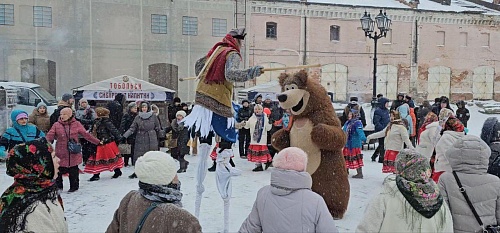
[434,131,465,173]
[438,135,500,233]
[416,121,440,159]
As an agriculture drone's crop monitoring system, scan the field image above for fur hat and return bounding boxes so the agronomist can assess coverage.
[273,147,308,172]
[127,102,137,110]
[62,93,73,102]
[350,96,358,103]
[176,110,186,118]
[481,117,500,145]
[95,107,110,118]
[135,151,177,186]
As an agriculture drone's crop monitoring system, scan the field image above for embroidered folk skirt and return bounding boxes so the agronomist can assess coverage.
[382,150,399,173]
[247,144,272,163]
[343,147,364,169]
[84,142,124,174]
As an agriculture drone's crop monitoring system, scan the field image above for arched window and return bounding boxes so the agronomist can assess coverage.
[266,22,277,39]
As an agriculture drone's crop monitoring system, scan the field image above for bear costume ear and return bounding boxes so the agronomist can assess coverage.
[278,72,289,87]
[295,69,308,87]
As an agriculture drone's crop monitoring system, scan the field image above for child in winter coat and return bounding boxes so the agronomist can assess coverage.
[239,147,339,233]
[171,110,190,173]
[367,111,414,173]
[342,110,366,178]
[243,104,272,172]
[455,100,470,127]
[85,107,124,181]
[356,149,453,233]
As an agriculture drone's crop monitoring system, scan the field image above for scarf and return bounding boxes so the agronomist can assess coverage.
[253,113,265,143]
[395,149,443,219]
[443,117,464,133]
[0,138,59,233]
[344,118,363,148]
[204,34,241,84]
[138,181,183,207]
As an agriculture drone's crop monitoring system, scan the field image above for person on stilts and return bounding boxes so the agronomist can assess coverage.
[182,28,263,233]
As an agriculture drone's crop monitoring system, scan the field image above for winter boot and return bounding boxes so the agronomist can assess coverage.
[352,168,363,179]
[128,173,137,179]
[252,164,264,172]
[229,158,235,167]
[177,160,188,173]
[68,166,80,192]
[112,169,122,179]
[89,174,100,181]
[264,161,273,170]
[208,161,217,172]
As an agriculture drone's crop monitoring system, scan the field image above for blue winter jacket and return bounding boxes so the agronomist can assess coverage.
[343,119,366,149]
[0,110,45,157]
[373,98,390,132]
[397,104,413,135]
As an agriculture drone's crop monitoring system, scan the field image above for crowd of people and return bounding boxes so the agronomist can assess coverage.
[0,27,499,233]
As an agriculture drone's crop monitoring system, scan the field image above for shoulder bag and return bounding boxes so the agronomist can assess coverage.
[452,171,500,233]
[134,202,159,233]
[64,124,82,154]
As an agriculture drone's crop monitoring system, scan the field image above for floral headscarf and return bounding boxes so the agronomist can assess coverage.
[0,138,58,233]
[395,149,443,219]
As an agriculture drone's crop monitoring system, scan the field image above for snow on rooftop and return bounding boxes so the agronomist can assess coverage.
[281,0,500,14]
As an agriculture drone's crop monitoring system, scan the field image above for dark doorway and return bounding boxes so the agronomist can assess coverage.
[20,59,57,96]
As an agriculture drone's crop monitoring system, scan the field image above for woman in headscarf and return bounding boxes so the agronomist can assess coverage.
[342,109,367,178]
[356,149,453,232]
[243,104,272,172]
[0,138,68,233]
[367,111,414,173]
[123,102,161,179]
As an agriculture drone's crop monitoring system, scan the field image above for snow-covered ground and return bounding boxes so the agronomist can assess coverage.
[0,104,498,232]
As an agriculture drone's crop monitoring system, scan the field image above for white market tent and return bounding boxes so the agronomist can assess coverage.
[73,75,175,102]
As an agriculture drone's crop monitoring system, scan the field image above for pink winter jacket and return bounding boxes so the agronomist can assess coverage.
[46,117,100,167]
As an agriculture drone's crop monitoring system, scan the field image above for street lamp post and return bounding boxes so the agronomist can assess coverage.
[360,10,392,109]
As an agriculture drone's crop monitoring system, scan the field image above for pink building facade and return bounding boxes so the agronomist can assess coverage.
[246,0,500,102]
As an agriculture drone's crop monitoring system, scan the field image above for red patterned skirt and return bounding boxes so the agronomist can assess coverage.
[343,147,364,169]
[382,150,399,173]
[209,143,234,160]
[84,142,124,174]
[247,144,272,163]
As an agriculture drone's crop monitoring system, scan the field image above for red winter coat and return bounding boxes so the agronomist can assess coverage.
[46,117,100,167]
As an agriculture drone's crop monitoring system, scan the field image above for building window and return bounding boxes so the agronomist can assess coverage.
[151,14,167,34]
[330,25,340,41]
[182,16,198,36]
[481,33,490,47]
[436,31,445,46]
[33,6,52,27]
[0,4,14,26]
[212,18,227,37]
[266,22,277,39]
[459,32,467,47]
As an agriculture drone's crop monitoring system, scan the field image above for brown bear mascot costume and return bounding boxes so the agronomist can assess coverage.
[272,70,350,219]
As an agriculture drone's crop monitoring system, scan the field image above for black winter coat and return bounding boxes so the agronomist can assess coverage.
[238,106,253,122]
[107,101,124,129]
[456,107,470,127]
[120,113,137,144]
[416,106,431,129]
[171,119,190,155]
[93,118,122,144]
